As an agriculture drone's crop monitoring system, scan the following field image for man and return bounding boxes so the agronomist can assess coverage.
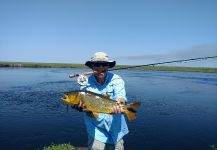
[76,52,129,150]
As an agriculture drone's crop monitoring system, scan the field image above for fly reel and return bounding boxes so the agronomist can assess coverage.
[77,74,88,85]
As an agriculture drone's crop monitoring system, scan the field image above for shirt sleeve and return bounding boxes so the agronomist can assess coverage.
[112,76,127,102]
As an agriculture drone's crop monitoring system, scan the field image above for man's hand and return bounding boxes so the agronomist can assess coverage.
[112,98,125,114]
[71,101,86,112]
[71,101,99,119]
[116,98,126,104]
[71,104,83,112]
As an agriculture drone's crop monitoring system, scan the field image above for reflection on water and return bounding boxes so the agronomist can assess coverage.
[0,68,217,150]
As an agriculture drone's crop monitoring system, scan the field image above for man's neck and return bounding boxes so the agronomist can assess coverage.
[94,72,107,85]
[96,78,105,85]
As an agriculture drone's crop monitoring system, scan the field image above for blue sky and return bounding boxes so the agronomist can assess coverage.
[0,0,217,67]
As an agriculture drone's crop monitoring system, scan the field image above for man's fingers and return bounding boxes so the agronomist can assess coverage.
[78,101,82,107]
[78,101,86,108]
[71,103,83,112]
[82,106,88,112]
[113,106,122,114]
[116,98,125,104]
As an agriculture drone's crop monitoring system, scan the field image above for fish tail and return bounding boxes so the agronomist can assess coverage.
[125,109,136,120]
[127,102,141,109]
[125,102,141,121]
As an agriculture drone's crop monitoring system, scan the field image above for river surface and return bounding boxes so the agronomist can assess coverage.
[0,68,217,150]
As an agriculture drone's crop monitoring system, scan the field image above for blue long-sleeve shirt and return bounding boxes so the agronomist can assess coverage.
[80,72,129,144]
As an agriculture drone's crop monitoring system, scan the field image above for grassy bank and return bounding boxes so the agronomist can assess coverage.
[0,61,84,68]
[137,65,217,73]
[41,143,87,150]
[0,61,217,73]
[41,143,217,150]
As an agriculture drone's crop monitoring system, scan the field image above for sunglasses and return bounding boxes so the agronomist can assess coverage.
[92,62,109,67]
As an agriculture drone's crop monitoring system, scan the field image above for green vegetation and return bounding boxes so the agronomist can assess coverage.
[137,65,217,73]
[40,143,217,150]
[0,61,217,73]
[0,61,85,68]
[210,145,217,150]
[41,143,86,150]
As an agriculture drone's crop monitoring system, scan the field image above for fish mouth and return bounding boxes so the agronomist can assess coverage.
[60,97,71,105]
[61,98,66,101]
[60,94,67,101]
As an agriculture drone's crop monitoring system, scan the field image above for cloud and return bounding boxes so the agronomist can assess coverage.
[169,43,217,59]
[115,43,217,67]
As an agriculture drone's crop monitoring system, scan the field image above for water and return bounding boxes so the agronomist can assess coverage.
[0,68,216,150]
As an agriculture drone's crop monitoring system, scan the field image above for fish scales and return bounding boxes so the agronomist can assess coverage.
[80,91,119,113]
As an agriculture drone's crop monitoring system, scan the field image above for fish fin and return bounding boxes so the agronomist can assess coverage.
[103,94,110,99]
[125,109,136,120]
[89,112,99,119]
[66,104,68,112]
[125,102,141,120]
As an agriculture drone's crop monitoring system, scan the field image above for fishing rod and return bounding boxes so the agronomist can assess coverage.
[69,55,217,78]
[111,55,217,71]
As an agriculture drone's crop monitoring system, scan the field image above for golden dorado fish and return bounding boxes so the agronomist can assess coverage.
[61,90,141,120]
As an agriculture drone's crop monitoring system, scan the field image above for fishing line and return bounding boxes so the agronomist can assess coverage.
[110,55,217,71]
[69,55,217,78]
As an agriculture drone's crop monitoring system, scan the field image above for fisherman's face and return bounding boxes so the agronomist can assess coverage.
[92,62,109,80]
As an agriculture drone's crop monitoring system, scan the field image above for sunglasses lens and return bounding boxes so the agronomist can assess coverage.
[93,62,108,67]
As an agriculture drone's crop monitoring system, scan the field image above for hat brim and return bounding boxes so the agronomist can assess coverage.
[85,61,116,68]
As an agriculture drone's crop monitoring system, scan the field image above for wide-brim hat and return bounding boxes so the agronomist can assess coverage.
[85,52,116,68]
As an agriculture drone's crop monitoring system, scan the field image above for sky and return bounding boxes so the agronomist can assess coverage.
[0,0,217,67]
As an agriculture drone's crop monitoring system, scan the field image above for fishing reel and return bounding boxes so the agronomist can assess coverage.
[69,71,96,86]
[77,74,88,86]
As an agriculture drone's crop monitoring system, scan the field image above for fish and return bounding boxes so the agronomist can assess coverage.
[61,90,141,120]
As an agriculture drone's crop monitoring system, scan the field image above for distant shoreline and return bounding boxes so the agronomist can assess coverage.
[0,61,217,73]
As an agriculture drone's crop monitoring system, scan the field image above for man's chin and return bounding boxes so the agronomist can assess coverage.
[97,72,105,77]
[95,71,107,78]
